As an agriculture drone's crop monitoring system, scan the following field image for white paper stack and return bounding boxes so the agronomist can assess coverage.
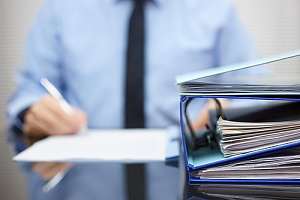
[218,118,300,157]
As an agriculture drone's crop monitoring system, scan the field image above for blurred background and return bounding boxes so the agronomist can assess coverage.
[0,0,299,199]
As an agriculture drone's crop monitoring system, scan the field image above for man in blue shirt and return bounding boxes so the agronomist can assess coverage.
[7,0,255,199]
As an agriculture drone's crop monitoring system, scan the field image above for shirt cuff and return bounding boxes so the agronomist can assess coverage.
[7,93,45,153]
[9,107,31,153]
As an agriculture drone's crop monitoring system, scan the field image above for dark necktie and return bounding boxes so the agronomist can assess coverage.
[124,0,147,200]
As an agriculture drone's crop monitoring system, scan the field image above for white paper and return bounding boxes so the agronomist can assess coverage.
[14,129,170,163]
[196,151,300,179]
[218,118,300,156]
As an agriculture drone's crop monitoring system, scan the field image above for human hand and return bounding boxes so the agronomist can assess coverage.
[23,95,87,144]
[23,95,86,179]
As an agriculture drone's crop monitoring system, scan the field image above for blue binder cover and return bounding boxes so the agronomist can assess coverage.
[180,96,300,185]
[177,50,300,185]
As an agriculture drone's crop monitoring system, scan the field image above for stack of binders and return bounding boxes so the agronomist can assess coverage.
[177,50,300,199]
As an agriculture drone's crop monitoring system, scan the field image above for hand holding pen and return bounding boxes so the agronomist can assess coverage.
[22,78,87,191]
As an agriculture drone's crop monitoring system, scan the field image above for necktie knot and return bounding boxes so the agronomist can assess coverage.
[133,0,146,6]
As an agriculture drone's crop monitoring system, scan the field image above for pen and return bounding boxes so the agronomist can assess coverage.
[40,78,73,114]
[42,168,69,193]
[40,78,73,192]
[41,78,87,135]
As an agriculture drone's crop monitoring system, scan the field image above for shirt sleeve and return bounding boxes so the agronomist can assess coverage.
[6,0,63,153]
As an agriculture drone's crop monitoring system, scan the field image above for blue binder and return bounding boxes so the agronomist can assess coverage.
[177,50,300,185]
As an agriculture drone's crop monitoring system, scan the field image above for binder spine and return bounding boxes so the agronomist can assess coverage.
[179,95,192,174]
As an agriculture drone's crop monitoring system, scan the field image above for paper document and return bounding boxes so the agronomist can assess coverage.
[14,129,171,163]
[217,118,300,157]
[193,148,300,179]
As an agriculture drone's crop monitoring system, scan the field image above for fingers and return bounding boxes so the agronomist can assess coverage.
[30,101,75,134]
[32,162,72,181]
[23,95,87,138]
[41,97,85,131]
[24,111,48,137]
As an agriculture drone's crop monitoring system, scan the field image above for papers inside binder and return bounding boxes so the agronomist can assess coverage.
[218,118,300,157]
[193,148,300,179]
[181,97,300,169]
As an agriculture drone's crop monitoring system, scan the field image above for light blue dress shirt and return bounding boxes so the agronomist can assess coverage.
[7,0,256,199]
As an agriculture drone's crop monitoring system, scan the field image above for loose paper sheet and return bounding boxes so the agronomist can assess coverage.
[14,129,170,163]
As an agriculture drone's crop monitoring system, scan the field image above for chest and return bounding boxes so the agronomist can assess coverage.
[59,2,218,81]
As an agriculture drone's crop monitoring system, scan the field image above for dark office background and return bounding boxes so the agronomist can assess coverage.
[0,0,300,199]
